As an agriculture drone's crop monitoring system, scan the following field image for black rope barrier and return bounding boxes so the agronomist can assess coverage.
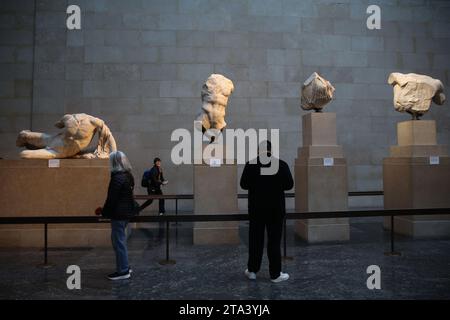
[0,207,448,266]
[1,207,446,224]
[134,191,384,225]
[134,190,384,201]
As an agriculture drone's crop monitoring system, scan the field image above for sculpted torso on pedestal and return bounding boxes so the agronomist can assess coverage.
[16,113,117,159]
[301,72,335,112]
[388,72,446,119]
[196,74,234,140]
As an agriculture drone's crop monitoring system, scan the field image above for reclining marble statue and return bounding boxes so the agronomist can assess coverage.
[301,72,335,112]
[388,72,446,120]
[196,74,234,142]
[16,113,117,159]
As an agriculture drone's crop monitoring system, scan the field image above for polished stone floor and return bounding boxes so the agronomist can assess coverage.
[0,217,449,300]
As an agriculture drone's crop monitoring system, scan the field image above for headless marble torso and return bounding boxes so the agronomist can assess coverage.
[16,113,116,159]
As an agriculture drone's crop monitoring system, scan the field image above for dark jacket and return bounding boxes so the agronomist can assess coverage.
[102,171,136,220]
[141,166,165,193]
[240,156,294,221]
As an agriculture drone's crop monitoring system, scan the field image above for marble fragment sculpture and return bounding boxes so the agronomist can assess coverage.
[16,113,117,159]
[301,72,335,112]
[388,72,446,119]
[196,74,234,141]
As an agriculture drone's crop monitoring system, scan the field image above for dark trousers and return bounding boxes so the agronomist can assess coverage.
[247,218,283,279]
[140,188,165,213]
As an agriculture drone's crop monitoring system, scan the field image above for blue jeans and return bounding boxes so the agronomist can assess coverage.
[111,220,129,273]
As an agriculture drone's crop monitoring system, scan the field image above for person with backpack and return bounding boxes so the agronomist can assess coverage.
[140,157,168,215]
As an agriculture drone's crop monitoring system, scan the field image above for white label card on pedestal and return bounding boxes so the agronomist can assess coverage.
[323,157,334,167]
[48,159,60,168]
[209,158,222,167]
[429,156,440,165]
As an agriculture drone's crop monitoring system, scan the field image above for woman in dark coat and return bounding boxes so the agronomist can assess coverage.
[101,151,136,280]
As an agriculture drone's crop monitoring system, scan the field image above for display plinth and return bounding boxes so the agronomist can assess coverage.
[294,113,350,243]
[383,120,450,237]
[0,159,113,247]
[397,120,437,146]
[193,160,239,245]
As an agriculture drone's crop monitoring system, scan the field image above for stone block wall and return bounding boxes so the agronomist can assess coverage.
[1,0,449,211]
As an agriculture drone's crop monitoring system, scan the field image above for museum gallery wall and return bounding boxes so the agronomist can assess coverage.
[1,1,449,221]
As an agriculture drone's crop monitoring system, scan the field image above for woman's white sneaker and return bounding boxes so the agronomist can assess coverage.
[245,269,257,280]
[271,272,289,283]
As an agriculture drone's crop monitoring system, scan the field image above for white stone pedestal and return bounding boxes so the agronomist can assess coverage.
[193,162,239,245]
[0,159,112,247]
[294,113,350,243]
[383,120,450,237]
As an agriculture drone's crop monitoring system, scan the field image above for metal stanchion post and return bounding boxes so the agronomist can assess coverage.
[282,217,293,261]
[39,223,52,268]
[174,198,178,226]
[45,223,47,264]
[175,199,178,244]
[385,215,401,256]
[159,220,176,265]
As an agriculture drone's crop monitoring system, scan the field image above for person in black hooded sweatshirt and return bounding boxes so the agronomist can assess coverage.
[240,140,294,283]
